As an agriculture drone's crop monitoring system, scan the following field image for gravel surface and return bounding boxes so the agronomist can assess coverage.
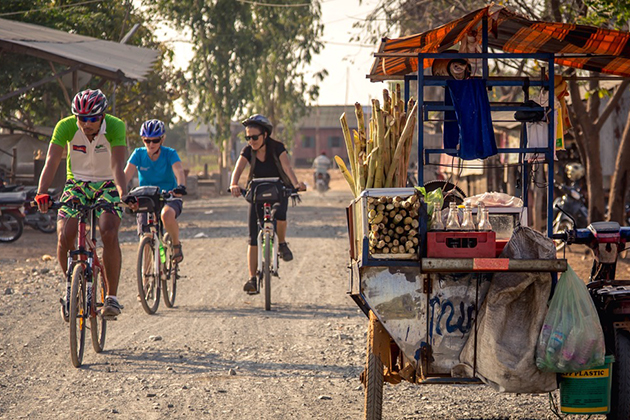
[0,169,625,419]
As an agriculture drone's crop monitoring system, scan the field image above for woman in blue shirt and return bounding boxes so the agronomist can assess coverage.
[124,119,187,262]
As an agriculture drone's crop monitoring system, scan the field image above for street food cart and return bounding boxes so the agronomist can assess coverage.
[343,5,630,419]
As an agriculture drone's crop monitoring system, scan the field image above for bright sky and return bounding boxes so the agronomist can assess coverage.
[155,0,390,117]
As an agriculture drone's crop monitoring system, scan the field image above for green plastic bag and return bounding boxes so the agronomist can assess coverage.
[535,264,605,373]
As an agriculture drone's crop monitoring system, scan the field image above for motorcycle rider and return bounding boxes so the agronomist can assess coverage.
[312,151,331,188]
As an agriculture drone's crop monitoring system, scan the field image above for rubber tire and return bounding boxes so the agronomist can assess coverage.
[422,180,466,209]
[263,233,271,311]
[0,212,23,243]
[553,219,572,252]
[35,211,57,233]
[162,234,177,308]
[364,334,384,420]
[90,267,107,353]
[137,236,160,315]
[608,329,630,420]
[69,264,86,368]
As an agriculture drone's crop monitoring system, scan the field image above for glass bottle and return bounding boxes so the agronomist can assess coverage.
[460,203,475,230]
[476,201,485,225]
[430,199,444,231]
[445,202,461,230]
[477,208,493,231]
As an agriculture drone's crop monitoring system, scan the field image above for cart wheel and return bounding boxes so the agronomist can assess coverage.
[364,311,384,420]
[608,329,630,420]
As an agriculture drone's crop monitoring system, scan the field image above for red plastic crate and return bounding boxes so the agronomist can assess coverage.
[426,231,497,258]
[495,239,508,257]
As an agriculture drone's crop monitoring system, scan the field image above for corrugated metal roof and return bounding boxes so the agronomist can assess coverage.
[0,17,158,82]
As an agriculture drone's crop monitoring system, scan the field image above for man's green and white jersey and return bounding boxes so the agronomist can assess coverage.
[51,114,126,182]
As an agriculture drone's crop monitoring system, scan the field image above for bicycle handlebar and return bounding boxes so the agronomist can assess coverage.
[48,199,121,213]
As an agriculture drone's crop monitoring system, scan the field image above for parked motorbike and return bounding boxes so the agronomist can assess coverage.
[553,209,630,419]
[553,181,588,251]
[314,170,330,194]
[0,188,57,243]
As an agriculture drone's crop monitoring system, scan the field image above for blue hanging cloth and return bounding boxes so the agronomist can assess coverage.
[443,79,498,160]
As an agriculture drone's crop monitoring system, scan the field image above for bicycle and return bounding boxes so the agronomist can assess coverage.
[235,177,299,311]
[128,186,179,315]
[51,198,117,368]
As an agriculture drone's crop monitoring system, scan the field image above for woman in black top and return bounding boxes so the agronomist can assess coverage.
[229,114,306,293]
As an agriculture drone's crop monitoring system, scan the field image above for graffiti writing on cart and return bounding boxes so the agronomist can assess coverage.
[428,296,476,338]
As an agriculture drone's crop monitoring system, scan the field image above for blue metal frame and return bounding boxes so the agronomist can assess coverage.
[410,16,556,237]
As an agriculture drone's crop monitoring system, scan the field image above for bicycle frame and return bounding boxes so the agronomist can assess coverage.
[66,206,104,317]
[256,202,279,276]
[143,209,167,277]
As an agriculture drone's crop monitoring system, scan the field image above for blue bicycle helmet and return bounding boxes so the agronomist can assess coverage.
[242,114,273,135]
[139,119,165,138]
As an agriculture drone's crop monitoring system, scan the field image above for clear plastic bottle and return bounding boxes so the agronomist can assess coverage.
[477,209,493,231]
[460,203,475,230]
[445,202,461,230]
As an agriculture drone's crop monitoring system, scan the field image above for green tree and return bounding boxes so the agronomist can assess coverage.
[246,2,325,148]
[0,0,182,146]
[147,0,325,186]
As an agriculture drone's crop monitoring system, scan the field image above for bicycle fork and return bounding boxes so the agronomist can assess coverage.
[257,207,279,277]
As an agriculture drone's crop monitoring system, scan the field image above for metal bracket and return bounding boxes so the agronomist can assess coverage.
[423,274,431,294]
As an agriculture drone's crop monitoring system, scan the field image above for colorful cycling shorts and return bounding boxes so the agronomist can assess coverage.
[57,179,123,219]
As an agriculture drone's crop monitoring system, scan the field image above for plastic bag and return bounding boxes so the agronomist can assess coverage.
[536,265,605,373]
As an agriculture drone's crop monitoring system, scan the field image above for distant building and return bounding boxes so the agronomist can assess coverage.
[291,105,369,167]
[185,105,370,168]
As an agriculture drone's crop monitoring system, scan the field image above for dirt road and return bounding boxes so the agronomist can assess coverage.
[0,171,620,419]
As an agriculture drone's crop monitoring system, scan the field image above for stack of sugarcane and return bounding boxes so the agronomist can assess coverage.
[335,85,418,197]
[367,194,421,255]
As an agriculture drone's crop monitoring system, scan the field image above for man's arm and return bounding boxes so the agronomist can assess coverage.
[37,143,64,194]
[111,145,127,197]
[36,143,64,212]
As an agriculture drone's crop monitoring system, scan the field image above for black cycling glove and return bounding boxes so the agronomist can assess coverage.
[173,185,187,196]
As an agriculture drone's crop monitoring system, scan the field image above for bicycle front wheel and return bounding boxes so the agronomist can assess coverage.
[161,234,177,308]
[90,267,107,353]
[69,264,87,368]
[137,236,160,314]
[263,232,272,311]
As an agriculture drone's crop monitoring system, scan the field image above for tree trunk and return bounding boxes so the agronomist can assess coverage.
[608,112,630,224]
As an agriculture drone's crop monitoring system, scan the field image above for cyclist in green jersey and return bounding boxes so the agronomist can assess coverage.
[35,89,128,319]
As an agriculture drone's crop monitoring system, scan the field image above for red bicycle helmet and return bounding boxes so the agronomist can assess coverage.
[71,89,108,116]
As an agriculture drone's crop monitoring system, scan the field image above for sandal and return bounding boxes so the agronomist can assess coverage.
[172,243,184,263]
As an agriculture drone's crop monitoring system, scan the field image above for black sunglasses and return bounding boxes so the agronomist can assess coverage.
[143,137,163,144]
[78,115,102,123]
[245,134,262,141]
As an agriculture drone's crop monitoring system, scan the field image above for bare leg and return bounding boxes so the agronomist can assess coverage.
[99,212,121,296]
[248,245,257,278]
[277,220,287,243]
[57,217,78,275]
[161,206,180,245]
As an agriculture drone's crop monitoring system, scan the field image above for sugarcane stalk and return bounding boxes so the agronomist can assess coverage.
[365,146,380,189]
[374,100,386,187]
[334,155,356,197]
[355,103,367,153]
[340,113,358,195]
[384,101,418,188]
